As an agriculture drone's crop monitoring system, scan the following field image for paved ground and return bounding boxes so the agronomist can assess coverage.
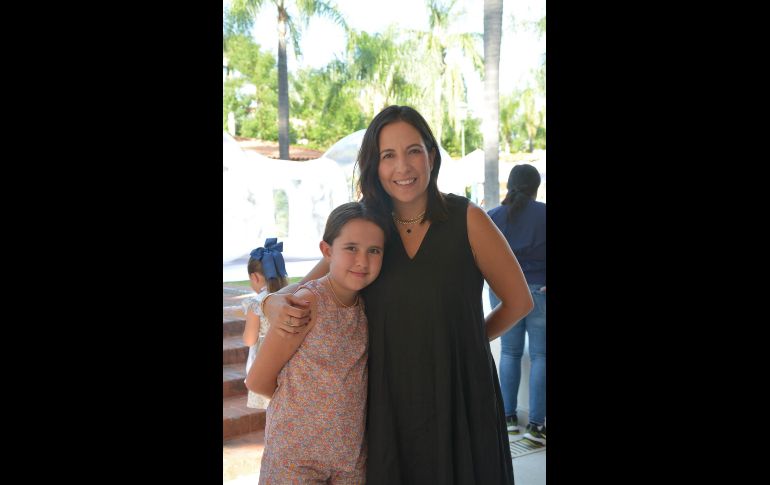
[224,436,544,485]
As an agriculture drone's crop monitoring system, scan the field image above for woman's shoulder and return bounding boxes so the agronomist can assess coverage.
[441,192,470,220]
[444,192,470,208]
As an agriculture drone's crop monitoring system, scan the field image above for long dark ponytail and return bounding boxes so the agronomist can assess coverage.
[501,164,541,223]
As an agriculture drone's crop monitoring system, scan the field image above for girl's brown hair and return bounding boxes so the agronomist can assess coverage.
[247,259,288,293]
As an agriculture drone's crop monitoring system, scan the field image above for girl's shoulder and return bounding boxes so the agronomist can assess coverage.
[241,296,259,316]
[241,289,268,317]
[295,279,323,305]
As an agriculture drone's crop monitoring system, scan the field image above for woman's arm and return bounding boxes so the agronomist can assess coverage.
[245,287,317,398]
[263,259,330,336]
[466,203,534,340]
[242,309,260,346]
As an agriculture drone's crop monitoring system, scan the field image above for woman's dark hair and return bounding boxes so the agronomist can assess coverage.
[247,259,288,293]
[323,201,388,246]
[356,105,448,226]
[501,163,541,223]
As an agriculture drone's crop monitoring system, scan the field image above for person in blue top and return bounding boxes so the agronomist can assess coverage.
[488,163,547,445]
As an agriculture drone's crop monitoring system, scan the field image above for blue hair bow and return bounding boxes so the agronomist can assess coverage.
[249,238,287,280]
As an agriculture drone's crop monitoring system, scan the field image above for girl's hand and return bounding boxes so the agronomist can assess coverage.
[264,292,311,337]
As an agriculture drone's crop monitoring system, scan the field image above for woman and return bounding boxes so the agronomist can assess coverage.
[263,105,533,484]
[488,164,547,444]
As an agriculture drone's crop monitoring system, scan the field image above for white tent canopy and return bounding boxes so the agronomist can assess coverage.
[223,132,349,280]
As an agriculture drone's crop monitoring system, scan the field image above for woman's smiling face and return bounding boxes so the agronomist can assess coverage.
[377,121,434,209]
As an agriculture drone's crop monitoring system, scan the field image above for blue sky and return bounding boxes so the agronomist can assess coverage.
[224,0,545,115]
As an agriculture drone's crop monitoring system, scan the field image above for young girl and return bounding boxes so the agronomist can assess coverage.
[241,238,288,409]
[246,202,387,483]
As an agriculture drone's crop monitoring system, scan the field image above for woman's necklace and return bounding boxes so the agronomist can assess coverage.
[326,275,358,308]
[392,210,426,234]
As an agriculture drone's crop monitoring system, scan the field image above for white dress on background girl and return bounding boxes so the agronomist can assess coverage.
[241,288,271,409]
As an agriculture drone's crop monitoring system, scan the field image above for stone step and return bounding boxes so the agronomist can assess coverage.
[224,335,249,365]
[224,363,247,398]
[223,429,265,482]
[223,395,266,441]
[224,304,247,321]
[224,317,245,337]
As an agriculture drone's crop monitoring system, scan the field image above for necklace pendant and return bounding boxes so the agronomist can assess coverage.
[392,210,426,225]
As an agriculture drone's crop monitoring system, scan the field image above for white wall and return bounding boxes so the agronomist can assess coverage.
[223,132,348,280]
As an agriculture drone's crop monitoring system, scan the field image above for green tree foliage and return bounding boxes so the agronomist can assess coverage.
[498,11,546,154]
[441,115,483,158]
[286,28,424,148]
[343,29,424,118]
[230,0,347,159]
[291,63,368,148]
[498,87,545,154]
[520,89,542,153]
[528,14,546,145]
[222,33,279,139]
[223,5,254,48]
[498,93,520,152]
[221,3,542,156]
[414,0,482,143]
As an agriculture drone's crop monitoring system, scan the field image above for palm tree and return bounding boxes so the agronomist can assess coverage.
[415,0,482,144]
[520,87,542,153]
[231,0,346,159]
[499,93,520,154]
[483,0,503,209]
[341,28,423,118]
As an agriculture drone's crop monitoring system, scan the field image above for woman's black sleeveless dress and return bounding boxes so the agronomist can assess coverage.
[362,194,514,484]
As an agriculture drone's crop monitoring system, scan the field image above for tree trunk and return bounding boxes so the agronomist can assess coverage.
[483,0,503,210]
[277,7,290,160]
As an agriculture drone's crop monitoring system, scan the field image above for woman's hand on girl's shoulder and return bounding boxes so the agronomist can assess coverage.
[270,288,315,338]
[264,291,313,338]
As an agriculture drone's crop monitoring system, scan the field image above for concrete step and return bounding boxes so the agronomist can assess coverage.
[224,304,247,321]
[223,429,265,482]
[224,317,245,337]
[223,395,266,441]
[224,335,249,365]
[224,363,247,398]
